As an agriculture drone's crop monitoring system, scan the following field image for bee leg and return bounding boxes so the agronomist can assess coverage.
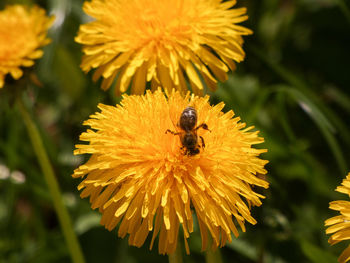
[165,129,180,135]
[196,123,211,132]
[199,136,205,148]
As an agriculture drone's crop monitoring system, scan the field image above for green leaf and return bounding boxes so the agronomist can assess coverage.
[52,45,87,100]
[300,240,338,263]
[75,212,101,235]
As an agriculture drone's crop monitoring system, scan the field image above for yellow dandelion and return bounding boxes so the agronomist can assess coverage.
[325,173,350,263]
[0,5,54,88]
[75,0,252,95]
[72,89,268,254]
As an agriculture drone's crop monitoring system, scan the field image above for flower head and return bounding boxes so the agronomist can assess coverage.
[325,173,350,263]
[0,5,54,88]
[75,0,252,95]
[73,89,268,254]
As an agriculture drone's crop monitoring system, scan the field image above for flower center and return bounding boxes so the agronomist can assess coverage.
[113,0,203,51]
[0,20,33,61]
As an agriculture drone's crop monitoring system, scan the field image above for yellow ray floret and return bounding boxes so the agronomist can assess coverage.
[73,89,268,254]
[0,5,54,88]
[325,173,350,263]
[75,0,252,95]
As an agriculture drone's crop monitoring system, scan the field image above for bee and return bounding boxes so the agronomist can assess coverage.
[166,106,210,156]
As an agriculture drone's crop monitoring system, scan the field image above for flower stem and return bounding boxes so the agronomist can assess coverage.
[168,239,183,263]
[205,248,223,263]
[17,97,85,263]
[205,235,223,263]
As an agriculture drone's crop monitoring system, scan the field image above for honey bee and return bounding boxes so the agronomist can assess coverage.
[166,106,210,156]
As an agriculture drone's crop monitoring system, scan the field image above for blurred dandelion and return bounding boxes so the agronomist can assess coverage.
[72,89,268,254]
[0,5,54,88]
[75,0,252,95]
[325,173,350,263]
[0,163,10,180]
[10,170,26,184]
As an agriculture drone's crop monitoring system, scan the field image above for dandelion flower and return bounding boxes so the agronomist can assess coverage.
[0,5,54,88]
[75,0,252,95]
[72,89,268,254]
[325,173,350,263]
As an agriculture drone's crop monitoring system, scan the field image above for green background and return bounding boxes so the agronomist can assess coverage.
[1,0,350,262]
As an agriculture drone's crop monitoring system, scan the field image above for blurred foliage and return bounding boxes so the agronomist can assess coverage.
[1,0,350,262]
